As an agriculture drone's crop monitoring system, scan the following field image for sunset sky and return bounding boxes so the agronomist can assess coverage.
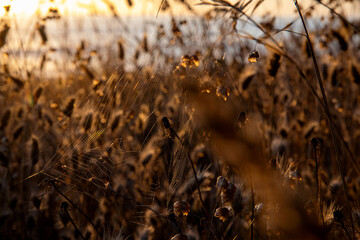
[0,0,358,17]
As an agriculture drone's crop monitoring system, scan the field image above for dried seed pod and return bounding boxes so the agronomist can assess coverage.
[111,114,121,131]
[118,39,125,60]
[0,109,11,130]
[221,182,237,204]
[13,125,24,140]
[181,55,191,68]
[351,64,360,85]
[0,23,10,48]
[216,86,230,101]
[268,53,281,77]
[331,30,348,51]
[3,5,10,13]
[34,87,43,105]
[63,98,75,117]
[126,0,133,7]
[310,137,323,150]
[36,22,47,44]
[214,207,230,222]
[216,176,229,189]
[290,171,302,181]
[173,201,190,216]
[248,50,259,63]
[191,55,199,67]
[238,111,247,127]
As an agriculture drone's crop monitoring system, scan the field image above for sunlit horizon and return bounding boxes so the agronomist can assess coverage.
[0,0,358,18]
[0,0,165,17]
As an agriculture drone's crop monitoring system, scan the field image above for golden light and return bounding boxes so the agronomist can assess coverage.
[0,0,38,16]
[0,0,357,18]
[0,0,162,17]
[0,0,108,16]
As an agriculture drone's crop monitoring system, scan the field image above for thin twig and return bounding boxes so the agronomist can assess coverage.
[156,0,166,18]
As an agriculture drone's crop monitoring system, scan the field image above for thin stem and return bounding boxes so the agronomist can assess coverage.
[169,127,217,237]
[293,1,355,239]
[51,182,102,238]
[64,207,86,240]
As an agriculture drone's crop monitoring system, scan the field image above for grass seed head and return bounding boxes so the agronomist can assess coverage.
[351,64,360,85]
[3,5,10,13]
[214,207,230,222]
[0,109,11,130]
[268,53,281,77]
[216,176,229,189]
[173,201,190,216]
[221,182,237,204]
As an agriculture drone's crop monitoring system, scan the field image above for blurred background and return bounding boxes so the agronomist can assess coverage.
[1,1,360,239]
[0,0,359,16]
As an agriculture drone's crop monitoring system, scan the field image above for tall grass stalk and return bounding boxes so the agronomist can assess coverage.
[293,1,356,239]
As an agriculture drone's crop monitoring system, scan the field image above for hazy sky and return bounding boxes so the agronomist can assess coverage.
[0,0,358,17]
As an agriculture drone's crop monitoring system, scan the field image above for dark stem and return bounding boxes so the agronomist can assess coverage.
[293,1,355,239]
[51,182,102,238]
[64,207,86,240]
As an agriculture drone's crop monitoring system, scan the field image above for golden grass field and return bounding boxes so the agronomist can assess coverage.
[0,0,360,239]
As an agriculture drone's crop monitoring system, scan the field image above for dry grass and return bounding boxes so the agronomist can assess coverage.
[0,0,360,239]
